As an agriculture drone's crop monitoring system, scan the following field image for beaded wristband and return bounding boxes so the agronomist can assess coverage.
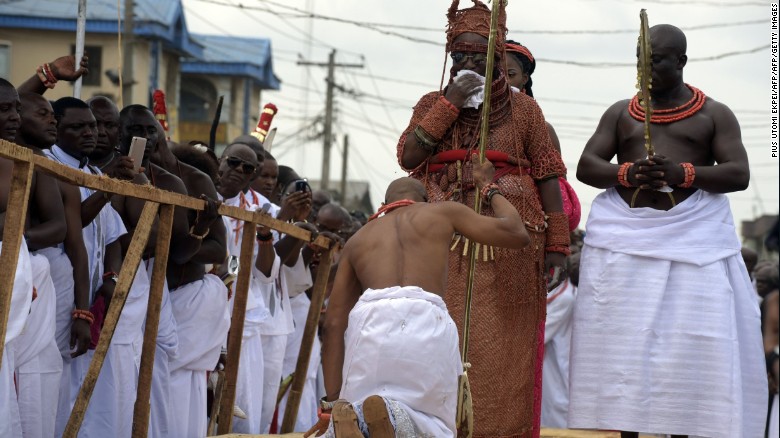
[102,271,118,280]
[480,183,500,204]
[72,309,95,324]
[42,63,57,83]
[36,65,56,89]
[617,162,633,188]
[679,162,695,188]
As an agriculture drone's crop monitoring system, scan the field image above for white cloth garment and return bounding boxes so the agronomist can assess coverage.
[14,253,63,438]
[540,279,575,429]
[568,188,768,438]
[770,394,779,438]
[278,294,321,432]
[168,274,230,438]
[56,263,148,438]
[221,191,273,434]
[47,146,148,438]
[144,259,179,438]
[254,257,290,433]
[278,257,318,432]
[36,246,76,357]
[0,240,33,438]
[339,286,462,437]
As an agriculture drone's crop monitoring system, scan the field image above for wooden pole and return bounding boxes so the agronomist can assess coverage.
[216,223,257,434]
[131,204,175,438]
[281,247,335,433]
[0,158,34,364]
[63,201,160,438]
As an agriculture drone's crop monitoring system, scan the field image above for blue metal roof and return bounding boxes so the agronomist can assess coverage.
[0,0,203,58]
[182,34,281,90]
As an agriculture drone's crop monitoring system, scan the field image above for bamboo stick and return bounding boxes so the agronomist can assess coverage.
[131,204,175,438]
[281,247,335,433]
[63,202,160,438]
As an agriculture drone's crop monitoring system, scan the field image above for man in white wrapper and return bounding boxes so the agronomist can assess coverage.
[0,239,33,438]
[116,105,213,438]
[306,155,529,438]
[148,124,231,438]
[571,24,767,438]
[217,142,278,433]
[47,97,146,438]
[540,252,579,429]
[12,254,62,438]
[247,156,320,432]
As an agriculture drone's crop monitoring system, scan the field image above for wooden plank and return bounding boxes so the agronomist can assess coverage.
[131,204,175,438]
[0,158,34,364]
[280,247,336,433]
[216,222,258,434]
[0,142,330,248]
[63,202,160,438]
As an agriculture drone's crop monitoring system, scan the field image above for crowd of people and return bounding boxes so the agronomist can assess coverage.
[0,0,777,437]
[0,52,371,437]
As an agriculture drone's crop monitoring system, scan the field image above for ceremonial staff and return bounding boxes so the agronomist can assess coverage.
[638,9,654,158]
[456,1,504,436]
[632,9,675,207]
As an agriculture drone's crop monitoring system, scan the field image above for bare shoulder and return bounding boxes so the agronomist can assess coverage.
[702,95,739,122]
[608,99,632,119]
[151,163,187,194]
[178,161,217,195]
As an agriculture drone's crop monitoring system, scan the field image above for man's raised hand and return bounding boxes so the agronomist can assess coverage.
[49,54,89,82]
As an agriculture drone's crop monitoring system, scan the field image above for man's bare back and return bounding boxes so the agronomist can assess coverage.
[314,156,530,433]
[333,155,529,299]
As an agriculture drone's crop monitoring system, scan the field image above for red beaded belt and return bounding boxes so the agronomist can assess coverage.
[427,149,530,181]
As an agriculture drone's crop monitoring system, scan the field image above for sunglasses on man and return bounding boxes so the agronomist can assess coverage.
[224,156,257,174]
[450,52,488,66]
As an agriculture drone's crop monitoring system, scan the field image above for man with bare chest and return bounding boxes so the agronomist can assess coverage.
[307,155,529,438]
[149,126,231,438]
[569,24,767,438]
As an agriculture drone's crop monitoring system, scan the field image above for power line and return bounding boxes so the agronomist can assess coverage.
[255,0,763,35]
[616,0,764,7]
[516,19,764,35]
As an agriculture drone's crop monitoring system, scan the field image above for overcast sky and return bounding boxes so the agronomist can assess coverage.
[182,0,776,232]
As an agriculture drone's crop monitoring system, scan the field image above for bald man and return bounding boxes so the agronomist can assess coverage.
[571,24,766,438]
[217,141,275,433]
[308,155,529,438]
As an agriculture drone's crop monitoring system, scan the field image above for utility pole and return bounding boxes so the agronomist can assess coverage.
[297,50,362,190]
[122,0,134,107]
[340,134,349,203]
[73,0,87,98]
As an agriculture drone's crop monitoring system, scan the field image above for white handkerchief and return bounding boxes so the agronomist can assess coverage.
[455,70,485,109]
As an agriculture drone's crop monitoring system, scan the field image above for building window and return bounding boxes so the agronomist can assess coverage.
[70,45,101,86]
[0,42,10,79]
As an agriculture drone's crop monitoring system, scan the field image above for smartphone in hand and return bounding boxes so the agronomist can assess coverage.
[128,137,147,172]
